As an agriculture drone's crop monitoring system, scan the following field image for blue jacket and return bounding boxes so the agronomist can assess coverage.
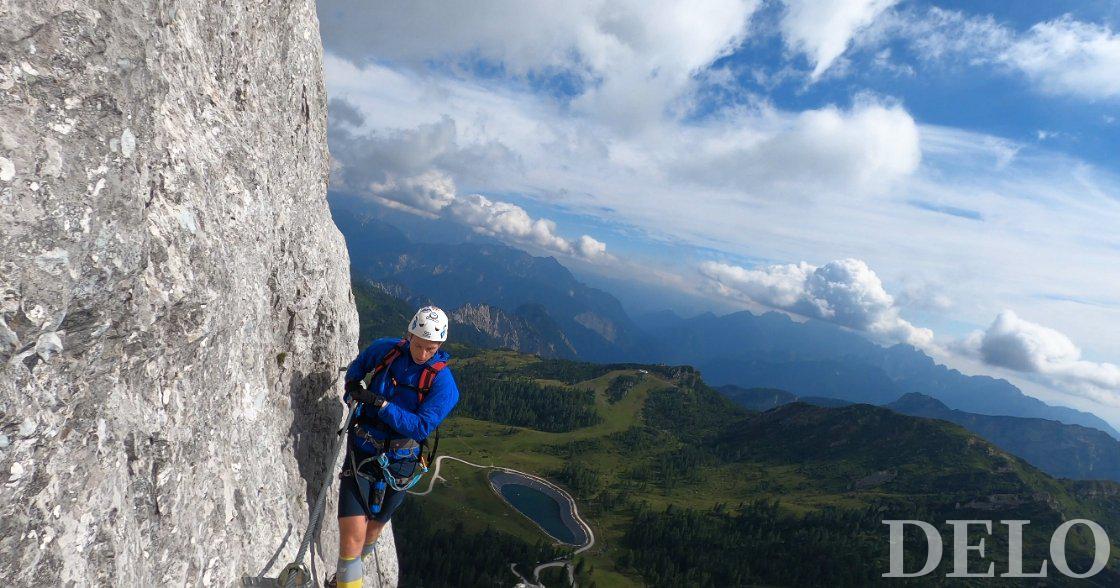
[345,337,459,443]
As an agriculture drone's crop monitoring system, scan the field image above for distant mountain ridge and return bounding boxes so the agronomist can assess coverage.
[352,276,574,358]
[650,310,1120,439]
[717,385,854,410]
[887,393,1120,482]
[334,207,645,361]
[334,207,1119,439]
[719,384,1120,483]
[449,302,579,358]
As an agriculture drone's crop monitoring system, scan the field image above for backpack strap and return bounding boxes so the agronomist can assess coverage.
[370,338,408,381]
[350,338,407,436]
[416,360,448,467]
[416,360,447,404]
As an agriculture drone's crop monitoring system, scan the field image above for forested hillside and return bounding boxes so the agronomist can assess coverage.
[353,286,1120,586]
[394,350,1120,586]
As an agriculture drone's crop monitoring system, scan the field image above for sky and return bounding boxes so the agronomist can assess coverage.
[315,0,1120,428]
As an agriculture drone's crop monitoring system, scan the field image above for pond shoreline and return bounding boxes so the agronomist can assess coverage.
[411,455,597,588]
[488,470,590,548]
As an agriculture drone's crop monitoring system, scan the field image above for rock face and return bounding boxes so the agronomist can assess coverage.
[450,303,578,358]
[0,2,397,586]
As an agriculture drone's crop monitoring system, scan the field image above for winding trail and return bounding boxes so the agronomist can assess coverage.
[410,455,596,587]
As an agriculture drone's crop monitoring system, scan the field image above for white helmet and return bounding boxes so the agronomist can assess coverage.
[408,305,449,342]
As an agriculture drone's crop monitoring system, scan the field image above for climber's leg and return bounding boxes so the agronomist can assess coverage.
[338,468,371,558]
[334,551,364,588]
[364,486,406,546]
[363,519,386,549]
[335,471,374,586]
[339,514,368,558]
[361,535,378,559]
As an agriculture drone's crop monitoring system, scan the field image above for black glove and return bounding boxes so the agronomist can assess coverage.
[345,379,386,407]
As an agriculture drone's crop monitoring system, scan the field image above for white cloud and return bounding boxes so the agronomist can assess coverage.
[318,0,759,131]
[326,107,516,199]
[779,0,899,79]
[883,8,1011,64]
[446,194,608,260]
[699,258,934,348]
[960,310,1120,406]
[701,259,813,308]
[873,9,1120,100]
[327,96,606,260]
[368,170,457,216]
[576,235,608,258]
[674,99,920,197]
[1003,17,1120,100]
[895,280,953,311]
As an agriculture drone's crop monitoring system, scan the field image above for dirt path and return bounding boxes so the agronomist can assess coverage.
[410,454,596,586]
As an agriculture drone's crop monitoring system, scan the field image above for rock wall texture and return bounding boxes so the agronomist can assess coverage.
[0,1,396,586]
[450,303,577,359]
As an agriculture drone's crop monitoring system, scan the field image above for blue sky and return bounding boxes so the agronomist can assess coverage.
[316,0,1120,426]
[711,1,1120,168]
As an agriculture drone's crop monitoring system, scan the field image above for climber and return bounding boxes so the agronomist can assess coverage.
[329,306,460,588]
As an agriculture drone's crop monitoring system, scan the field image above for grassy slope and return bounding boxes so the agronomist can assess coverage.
[414,350,1120,587]
[353,284,1120,585]
[434,360,674,587]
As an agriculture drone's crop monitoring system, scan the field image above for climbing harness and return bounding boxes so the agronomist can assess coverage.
[345,339,447,514]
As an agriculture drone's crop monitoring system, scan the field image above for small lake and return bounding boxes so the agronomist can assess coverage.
[490,471,587,546]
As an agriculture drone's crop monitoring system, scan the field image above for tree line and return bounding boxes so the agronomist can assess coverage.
[394,500,563,587]
[454,362,601,432]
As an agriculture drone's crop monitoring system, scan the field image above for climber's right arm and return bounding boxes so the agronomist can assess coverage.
[342,337,398,401]
[345,379,386,406]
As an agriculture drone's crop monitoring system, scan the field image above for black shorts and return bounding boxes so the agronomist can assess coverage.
[338,448,409,522]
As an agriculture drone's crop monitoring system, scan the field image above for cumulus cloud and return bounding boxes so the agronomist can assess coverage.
[329,111,467,193]
[677,99,920,197]
[326,107,481,214]
[368,170,457,216]
[1003,17,1120,100]
[318,0,759,131]
[328,98,607,260]
[576,235,608,259]
[699,258,934,348]
[895,281,953,311]
[959,310,1120,405]
[446,194,608,259]
[780,0,899,79]
[976,311,1079,371]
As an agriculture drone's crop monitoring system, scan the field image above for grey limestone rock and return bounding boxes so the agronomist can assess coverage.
[451,302,577,358]
[0,1,397,585]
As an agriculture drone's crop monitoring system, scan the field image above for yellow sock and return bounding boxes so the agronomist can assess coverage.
[336,555,362,588]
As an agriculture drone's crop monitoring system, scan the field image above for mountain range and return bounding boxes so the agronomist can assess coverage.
[887,392,1120,482]
[720,385,1120,482]
[335,206,645,361]
[647,309,1120,439]
[402,348,1120,586]
[333,207,1120,442]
